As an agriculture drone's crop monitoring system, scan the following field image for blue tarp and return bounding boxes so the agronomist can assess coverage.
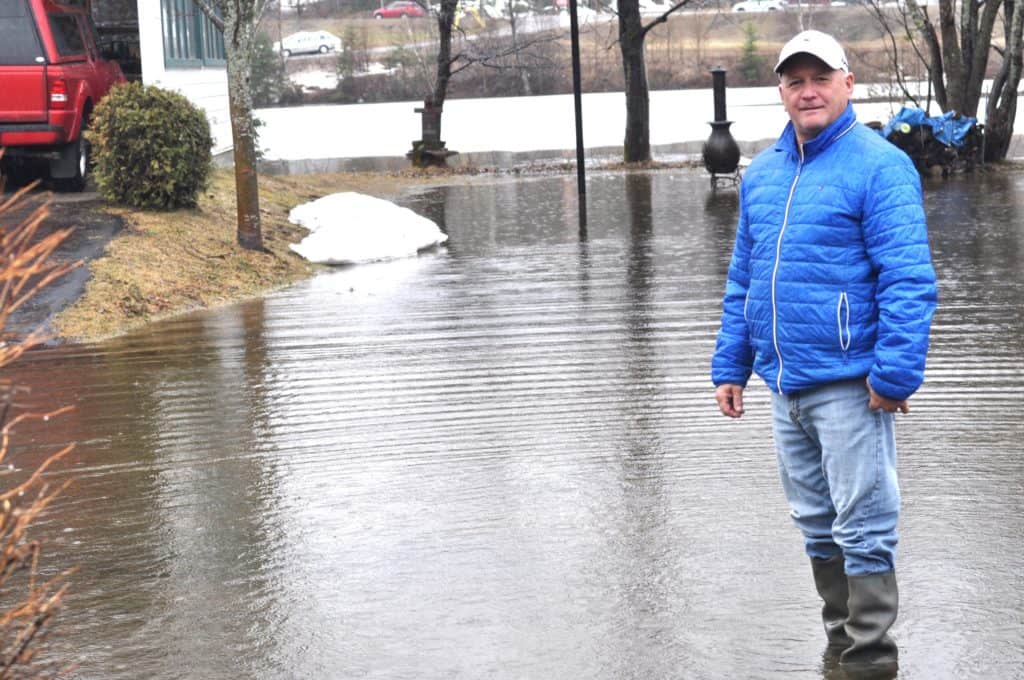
[881,106,978,148]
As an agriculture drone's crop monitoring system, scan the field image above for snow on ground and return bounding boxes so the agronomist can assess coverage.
[288,192,448,265]
[289,70,339,91]
[256,88,774,161]
[289,63,398,93]
[256,83,944,162]
[257,78,1024,163]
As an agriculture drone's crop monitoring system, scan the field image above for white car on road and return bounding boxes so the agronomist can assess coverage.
[731,0,785,10]
[273,31,343,58]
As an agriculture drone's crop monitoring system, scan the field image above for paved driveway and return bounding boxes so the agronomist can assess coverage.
[3,189,123,343]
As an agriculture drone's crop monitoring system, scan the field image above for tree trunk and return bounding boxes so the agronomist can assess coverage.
[223,12,264,251]
[509,12,532,96]
[227,84,263,251]
[432,0,458,107]
[883,0,1022,161]
[962,0,1000,116]
[984,0,1024,161]
[618,0,650,163]
[909,2,948,110]
[984,104,1015,162]
[937,0,965,110]
[195,0,265,251]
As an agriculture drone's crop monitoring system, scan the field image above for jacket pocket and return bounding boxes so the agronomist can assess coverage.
[836,292,851,351]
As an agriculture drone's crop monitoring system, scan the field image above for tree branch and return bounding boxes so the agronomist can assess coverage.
[640,0,692,39]
[453,32,565,74]
[193,0,225,32]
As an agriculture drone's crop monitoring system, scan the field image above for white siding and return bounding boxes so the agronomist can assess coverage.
[136,0,232,155]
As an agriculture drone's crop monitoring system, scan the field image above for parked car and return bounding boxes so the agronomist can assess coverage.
[272,30,342,58]
[0,0,125,191]
[731,0,784,10]
[373,1,427,18]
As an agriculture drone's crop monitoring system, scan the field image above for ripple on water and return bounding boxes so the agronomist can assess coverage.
[4,169,1022,679]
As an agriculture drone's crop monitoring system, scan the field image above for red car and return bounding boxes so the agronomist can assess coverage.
[373,1,427,18]
[0,0,125,191]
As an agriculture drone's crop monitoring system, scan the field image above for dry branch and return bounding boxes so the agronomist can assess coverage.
[0,150,80,678]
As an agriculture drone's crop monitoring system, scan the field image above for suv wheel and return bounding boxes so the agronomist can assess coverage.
[319,44,329,53]
[282,49,291,58]
[53,127,89,193]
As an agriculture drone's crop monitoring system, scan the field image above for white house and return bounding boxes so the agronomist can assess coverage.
[95,0,231,155]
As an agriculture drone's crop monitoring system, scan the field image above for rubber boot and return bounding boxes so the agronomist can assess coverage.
[810,555,853,650]
[839,571,899,678]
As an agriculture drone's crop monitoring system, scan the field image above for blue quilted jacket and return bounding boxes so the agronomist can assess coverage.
[711,103,937,401]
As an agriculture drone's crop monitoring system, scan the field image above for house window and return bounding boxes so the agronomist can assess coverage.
[161,0,225,68]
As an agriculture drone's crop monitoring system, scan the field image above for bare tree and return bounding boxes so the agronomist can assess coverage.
[866,0,1024,161]
[617,0,692,162]
[499,0,533,95]
[428,0,460,108]
[425,0,561,115]
[194,0,269,251]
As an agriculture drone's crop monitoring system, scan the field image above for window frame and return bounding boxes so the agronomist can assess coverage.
[0,0,46,66]
[47,12,87,60]
[160,0,225,69]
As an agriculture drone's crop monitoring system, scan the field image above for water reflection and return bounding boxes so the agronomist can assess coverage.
[704,187,741,281]
[5,168,1023,679]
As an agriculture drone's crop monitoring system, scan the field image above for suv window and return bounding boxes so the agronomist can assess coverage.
[48,13,86,58]
[0,0,44,65]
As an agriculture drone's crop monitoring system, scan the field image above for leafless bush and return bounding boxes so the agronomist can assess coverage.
[0,155,79,679]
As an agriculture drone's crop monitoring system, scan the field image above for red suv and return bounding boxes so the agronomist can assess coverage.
[0,0,124,191]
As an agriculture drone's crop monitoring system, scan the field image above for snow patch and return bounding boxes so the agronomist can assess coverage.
[288,192,448,265]
[290,70,339,90]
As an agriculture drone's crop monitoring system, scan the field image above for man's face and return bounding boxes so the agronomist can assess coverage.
[778,54,854,144]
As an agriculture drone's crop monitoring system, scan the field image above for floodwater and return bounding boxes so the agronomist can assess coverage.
[5,168,1022,679]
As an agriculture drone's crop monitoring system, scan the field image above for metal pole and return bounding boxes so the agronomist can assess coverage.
[711,67,727,122]
[568,0,587,232]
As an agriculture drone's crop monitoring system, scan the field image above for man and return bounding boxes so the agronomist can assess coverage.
[710,30,937,676]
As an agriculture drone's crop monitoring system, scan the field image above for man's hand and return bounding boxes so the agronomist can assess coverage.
[715,384,745,418]
[866,378,910,414]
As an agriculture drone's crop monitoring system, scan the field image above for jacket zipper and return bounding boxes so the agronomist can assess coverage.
[837,291,851,352]
[771,144,804,392]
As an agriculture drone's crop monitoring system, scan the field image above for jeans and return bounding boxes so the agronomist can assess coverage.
[770,378,899,576]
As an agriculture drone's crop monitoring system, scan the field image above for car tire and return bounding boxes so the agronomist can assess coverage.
[319,45,328,53]
[53,126,89,193]
[374,13,383,18]
[282,49,291,58]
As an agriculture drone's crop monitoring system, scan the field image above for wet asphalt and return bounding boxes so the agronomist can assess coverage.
[1,187,123,342]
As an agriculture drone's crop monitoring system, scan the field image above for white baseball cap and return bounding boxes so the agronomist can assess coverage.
[774,30,850,74]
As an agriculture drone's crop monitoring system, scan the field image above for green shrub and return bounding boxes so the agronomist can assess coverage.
[89,82,213,210]
[736,23,768,85]
[252,32,287,107]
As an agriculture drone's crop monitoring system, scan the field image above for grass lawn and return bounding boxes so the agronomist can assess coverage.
[52,168,462,344]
